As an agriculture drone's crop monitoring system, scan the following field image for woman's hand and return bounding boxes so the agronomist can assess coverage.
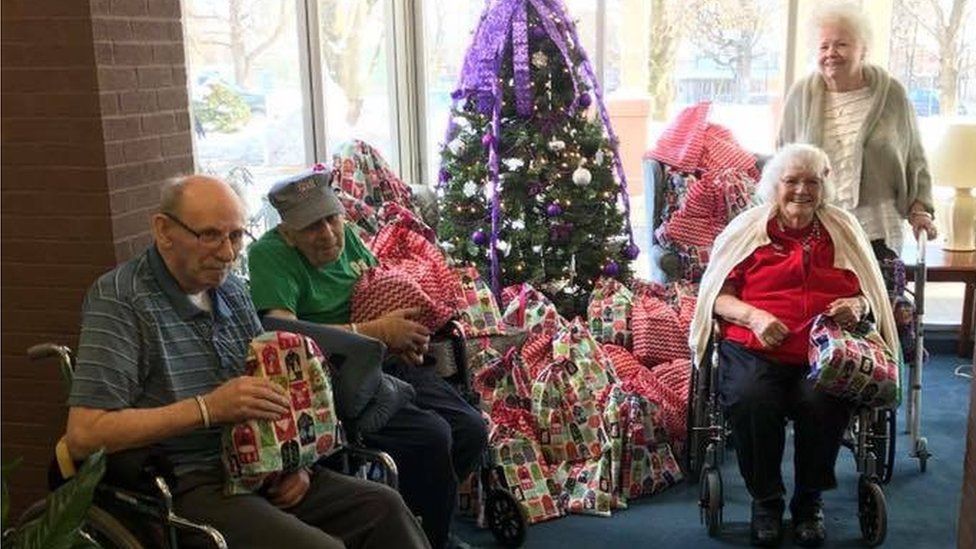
[825,296,867,329]
[908,203,937,241]
[747,308,790,348]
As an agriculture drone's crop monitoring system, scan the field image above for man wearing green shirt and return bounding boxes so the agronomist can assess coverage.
[248,171,487,549]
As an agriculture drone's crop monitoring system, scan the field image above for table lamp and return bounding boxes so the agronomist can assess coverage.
[929,121,976,251]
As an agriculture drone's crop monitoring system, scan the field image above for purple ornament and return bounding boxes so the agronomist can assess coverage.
[577,93,592,109]
[450,88,465,100]
[530,25,547,41]
[603,261,620,277]
[622,243,640,260]
[481,133,496,148]
[438,168,451,183]
[528,181,544,196]
[546,203,562,217]
[312,162,327,172]
[472,230,488,246]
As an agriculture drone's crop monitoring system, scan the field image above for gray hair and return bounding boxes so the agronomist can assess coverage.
[160,175,245,216]
[809,1,872,52]
[757,144,834,206]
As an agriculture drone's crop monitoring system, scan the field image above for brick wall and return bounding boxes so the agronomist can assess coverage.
[1,0,192,514]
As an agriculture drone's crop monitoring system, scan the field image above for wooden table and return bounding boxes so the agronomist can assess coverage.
[905,246,976,357]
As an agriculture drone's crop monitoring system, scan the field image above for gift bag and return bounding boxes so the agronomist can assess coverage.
[632,292,695,367]
[587,277,634,348]
[472,346,533,414]
[490,432,563,524]
[553,453,615,517]
[532,361,608,465]
[808,315,900,408]
[222,331,338,495]
[552,318,616,396]
[451,266,504,337]
[501,283,566,335]
[370,224,462,309]
[351,266,455,331]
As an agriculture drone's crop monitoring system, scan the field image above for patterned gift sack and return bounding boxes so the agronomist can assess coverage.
[553,452,615,517]
[552,318,616,395]
[490,429,563,524]
[532,361,609,465]
[632,291,695,367]
[808,315,900,408]
[451,266,504,337]
[222,331,338,495]
[587,277,634,348]
[351,266,455,331]
[472,346,533,414]
[501,283,566,335]
[332,139,415,210]
[605,344,686,445]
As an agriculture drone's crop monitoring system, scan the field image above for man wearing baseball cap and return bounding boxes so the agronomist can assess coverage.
[247,170,486,549]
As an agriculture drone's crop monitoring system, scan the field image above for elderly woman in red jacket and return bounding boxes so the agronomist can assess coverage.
[690,143,898,547]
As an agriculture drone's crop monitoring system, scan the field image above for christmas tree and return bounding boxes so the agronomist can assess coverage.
[437,0,637,316]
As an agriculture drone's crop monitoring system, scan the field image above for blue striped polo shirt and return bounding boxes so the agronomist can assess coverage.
[69,245,263,474]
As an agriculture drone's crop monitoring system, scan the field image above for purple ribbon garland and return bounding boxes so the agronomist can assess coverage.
[442,0,636,295]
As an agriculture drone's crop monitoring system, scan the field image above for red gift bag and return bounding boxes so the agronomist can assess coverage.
[632,292,695,367]
[350,266,455,331]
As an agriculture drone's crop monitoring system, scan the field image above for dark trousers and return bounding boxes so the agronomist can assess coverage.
[174,468,429,549]
[717,341,852,501]
[363,359,488,549]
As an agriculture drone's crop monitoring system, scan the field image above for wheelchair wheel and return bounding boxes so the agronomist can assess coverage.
[858,478,887,547]
[16,501,145,548]
[699,467,723,537]
[485,488,527,548]
[914,436,929,473]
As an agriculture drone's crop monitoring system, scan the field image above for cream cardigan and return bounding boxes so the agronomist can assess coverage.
[689,203,899,366]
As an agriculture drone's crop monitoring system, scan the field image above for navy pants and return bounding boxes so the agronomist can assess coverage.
[363,359,487,549]
[717,341,852,501]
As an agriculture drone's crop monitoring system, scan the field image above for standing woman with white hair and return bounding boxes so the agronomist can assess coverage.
[779,2,937,256]
[689,144,899,547]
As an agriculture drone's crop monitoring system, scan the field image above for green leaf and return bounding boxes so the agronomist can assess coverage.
[2,457,24,530]
[13,450,106,549]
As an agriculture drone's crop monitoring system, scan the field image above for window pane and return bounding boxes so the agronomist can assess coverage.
[184,0,307,236]
[889,0,976,140]
[420,2,484,185]
[318,0,398,169]
[672,0,787,155]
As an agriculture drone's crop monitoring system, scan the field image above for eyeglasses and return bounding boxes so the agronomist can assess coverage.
[163,212,251,249]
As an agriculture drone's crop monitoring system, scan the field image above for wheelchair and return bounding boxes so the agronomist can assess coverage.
[13,341,399,549]
[686,324,891,547]
[429,321,530,548]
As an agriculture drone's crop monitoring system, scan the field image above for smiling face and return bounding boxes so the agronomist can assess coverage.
[817,22,865,87]
[281,214,346,268]
[775,163,824,226]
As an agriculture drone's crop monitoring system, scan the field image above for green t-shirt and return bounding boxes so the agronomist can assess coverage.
[247,224,377,324]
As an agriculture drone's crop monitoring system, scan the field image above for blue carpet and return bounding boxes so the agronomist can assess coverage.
[453,352,971,548]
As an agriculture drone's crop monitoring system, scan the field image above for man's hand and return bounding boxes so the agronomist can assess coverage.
[825,296,867,330]
[747,308,790,348]
[266,468,311,509]
[908,203,937,241]
[205,377,291,424]
[365,308,431,354]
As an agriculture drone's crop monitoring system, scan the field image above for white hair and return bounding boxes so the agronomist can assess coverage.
[757,144,834,206]
[809,1,873,51]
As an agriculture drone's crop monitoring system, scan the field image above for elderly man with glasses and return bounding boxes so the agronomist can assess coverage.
[65,175,429,549]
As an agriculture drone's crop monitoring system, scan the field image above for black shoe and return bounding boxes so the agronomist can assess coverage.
[750,498,784,547]
[790,496,826,547]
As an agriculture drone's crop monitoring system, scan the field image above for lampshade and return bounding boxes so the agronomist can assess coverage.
[930,122,976,189]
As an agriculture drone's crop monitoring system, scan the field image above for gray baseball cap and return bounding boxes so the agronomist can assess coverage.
[268,171,344,230]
